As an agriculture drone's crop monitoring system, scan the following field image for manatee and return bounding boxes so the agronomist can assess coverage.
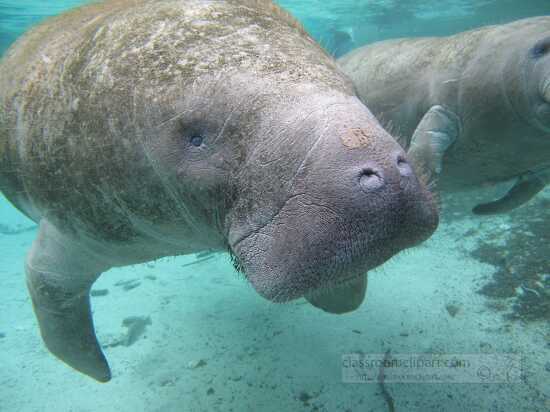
[338,17,550,214]
[0,0,437,382]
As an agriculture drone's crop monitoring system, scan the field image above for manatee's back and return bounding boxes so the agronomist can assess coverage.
[0,0,345,239]
[0,0,141,222]
[338,27,491,140]
[338,37,442,139]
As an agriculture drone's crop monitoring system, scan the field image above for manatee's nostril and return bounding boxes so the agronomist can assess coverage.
[362,168,378,177]
[396,156,407,166]
[396,154,413,177]
[359,167,384,191]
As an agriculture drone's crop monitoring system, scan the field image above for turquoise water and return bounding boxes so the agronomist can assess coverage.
[2,0,550,56]
[1,1,549,411]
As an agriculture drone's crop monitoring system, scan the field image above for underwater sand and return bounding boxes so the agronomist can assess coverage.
[0,186,548,412]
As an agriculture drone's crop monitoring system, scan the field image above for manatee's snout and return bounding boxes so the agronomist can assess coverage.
[299,143,437,313]
[229,94,438,305]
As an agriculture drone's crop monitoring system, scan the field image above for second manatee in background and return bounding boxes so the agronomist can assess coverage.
[339,16,550,214]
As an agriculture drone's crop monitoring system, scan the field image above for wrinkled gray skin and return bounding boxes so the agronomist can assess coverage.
[0,0,437,382]
[339,17,550,214]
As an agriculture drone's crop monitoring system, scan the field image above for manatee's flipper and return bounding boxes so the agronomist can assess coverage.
[305,274,367,314]
[473,170,547,215]
[407,105,460,180]
[25,220,111,382]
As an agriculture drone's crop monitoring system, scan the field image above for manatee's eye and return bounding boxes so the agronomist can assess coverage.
[190,135,204,147]
[531,38,550,59]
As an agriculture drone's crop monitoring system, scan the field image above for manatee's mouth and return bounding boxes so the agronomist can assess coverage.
[230,225,399,304]
[228,187,436,304]
[303,271,364,296]
[304,272,368,314]
[228,239,365,300]
[329,272,364,287]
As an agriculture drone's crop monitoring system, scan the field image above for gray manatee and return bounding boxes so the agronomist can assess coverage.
[339,17,550,214]
[0,0,438,382]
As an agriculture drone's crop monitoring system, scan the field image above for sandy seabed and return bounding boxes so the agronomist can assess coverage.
[0,187,549,412]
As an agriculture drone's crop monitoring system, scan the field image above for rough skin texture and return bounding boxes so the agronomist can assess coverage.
[0,0,352,246]
[0,0,438,381]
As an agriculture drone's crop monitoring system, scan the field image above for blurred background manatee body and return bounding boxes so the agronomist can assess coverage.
[0,0,438,382]
[339,17,550,214]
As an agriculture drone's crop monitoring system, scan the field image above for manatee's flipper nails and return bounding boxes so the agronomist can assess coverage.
[305,273,367,314]
[472,171,546,215]
[25,221,111,382]
[407,105,460,180]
